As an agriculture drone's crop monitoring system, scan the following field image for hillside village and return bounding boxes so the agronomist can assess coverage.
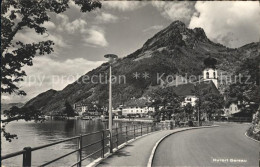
[73,56,256,124]
[20,21,259,115]
[3,21,259,140]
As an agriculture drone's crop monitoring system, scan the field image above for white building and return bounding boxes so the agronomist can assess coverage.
[203,57,218,89]
[74,103,102,116]
[203,68,218,89]
[113,106,155,117]
[181,95,198,107]
[74,103,89,116]
[121,106,155,116]
[223,103,241,117]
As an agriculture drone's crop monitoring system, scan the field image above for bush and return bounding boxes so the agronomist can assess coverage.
[188,120,194,127]
[247,126,260,141]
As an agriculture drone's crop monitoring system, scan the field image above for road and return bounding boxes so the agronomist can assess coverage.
[97,127,206,167]
[153,123,259,167]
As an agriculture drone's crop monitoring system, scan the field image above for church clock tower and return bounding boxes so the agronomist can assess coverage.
[203,57,218,89]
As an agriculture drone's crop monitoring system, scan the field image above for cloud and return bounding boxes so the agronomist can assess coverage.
[1,95,11,102]
[66,19,87,33]
[4,56,104,103]
[14,28,68,56]
[189,1,260,48]
[103,1,145,11]
[95,12,118,23]
[56,14,109,47]
[82,27,108,47]
[68,0,81,10]
[42,21,56,29]
[143,25,164,33]
[152,1,196,24]
[56,14,87,34]
[15,30,66,48]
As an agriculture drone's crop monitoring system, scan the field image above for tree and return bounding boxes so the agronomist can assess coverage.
[225,57,260,115]
[2,106,45,142]
[183,103,193,120]
[195,87,224,121]
[1,0,101,141]
[1,0,101,95]
[63,101,76,117]
[149,87,181,121]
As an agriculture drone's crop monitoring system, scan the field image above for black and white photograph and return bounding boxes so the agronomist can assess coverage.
[1,0,259,167]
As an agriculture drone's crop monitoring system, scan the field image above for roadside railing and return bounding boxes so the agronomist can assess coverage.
[1,123,160,167]
[1,121,213,166]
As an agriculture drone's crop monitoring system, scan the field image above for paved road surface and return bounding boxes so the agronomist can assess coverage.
[97,127,204,167]
[153,123,259,167]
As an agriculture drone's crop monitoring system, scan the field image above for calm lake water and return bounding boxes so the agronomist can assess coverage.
[1,118,151,166]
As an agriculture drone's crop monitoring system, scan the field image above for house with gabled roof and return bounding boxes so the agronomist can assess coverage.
[113,97,155,117]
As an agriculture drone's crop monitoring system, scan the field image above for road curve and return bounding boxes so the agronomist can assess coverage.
[153,123,259,167]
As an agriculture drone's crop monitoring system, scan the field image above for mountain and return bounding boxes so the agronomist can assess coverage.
[23,89,57,110]
[23,21,260,114]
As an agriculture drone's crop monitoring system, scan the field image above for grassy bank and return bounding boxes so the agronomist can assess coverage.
[246,126,260,141]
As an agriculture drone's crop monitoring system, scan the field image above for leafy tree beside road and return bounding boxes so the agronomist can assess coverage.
[2,106,45,142]
[194,87,224,121]
[1,0,101,141]
[1,0,101,95]
[225,57,260,116]
[149,87,181,121]
[183,103,193,120]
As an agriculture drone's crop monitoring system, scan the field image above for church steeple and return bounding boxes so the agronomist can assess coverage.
[204,56,217,69]
[203,56,218,88]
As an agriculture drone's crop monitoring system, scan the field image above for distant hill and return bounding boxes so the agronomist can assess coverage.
[23,20,260,114]
[1,103,24,114]
[23,89,58,110]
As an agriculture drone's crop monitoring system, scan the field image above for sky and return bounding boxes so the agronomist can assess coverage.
[2,1,260,103]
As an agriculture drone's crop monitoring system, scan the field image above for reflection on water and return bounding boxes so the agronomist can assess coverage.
[1,119,135,166]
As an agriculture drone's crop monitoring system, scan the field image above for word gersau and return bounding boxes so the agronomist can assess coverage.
[212,158,247,163]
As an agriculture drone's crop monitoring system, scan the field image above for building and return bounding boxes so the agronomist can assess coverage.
[229,103,241,115]
[223,97,246,117]
[178,57,219,107]
[223,102,241,117]
[203,56,218,89]
[170,80,219,108]
[74,103,89,116]
[121,106,155,117]
[203,67,218,89]
[181,95,197,107]
[74,103,103,116]
[113,97,155,117]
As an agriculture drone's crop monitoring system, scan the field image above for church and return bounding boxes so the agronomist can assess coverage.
[171,57,220,107]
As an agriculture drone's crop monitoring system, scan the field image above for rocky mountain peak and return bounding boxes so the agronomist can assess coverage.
[140,20,210,54]
[168,20,187,31]
[193,27,209,42]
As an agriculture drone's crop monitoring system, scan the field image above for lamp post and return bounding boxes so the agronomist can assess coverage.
[104,54,118,153]
[198,99,200,126]
[194,84,201,126]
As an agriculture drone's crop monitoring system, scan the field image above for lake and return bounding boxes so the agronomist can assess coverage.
[1,118,152,166]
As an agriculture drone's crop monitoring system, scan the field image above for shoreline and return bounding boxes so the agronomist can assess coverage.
[114,118,154,123]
